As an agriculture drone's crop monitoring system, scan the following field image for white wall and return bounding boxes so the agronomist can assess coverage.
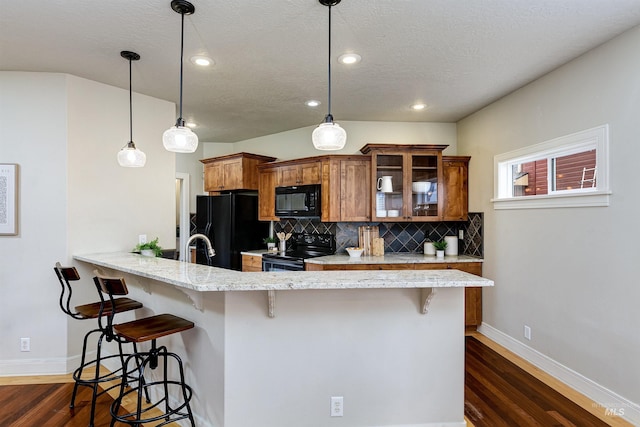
[176,146,207,212]
[457,25,640,416]
[0,72,176,374]
[0,72,69,373]
[230,121,458,160]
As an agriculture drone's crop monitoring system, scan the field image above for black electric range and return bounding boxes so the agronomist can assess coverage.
[262,233,336,272]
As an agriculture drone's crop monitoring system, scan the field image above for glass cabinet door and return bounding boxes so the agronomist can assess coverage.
[373,154,404,220]
[364,144,446,222]
[410,154,439,218]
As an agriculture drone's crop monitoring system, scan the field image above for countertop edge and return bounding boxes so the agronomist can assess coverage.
[74,252,494,292]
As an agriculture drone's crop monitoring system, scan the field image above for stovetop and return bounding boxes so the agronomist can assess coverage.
[262,233,336,262]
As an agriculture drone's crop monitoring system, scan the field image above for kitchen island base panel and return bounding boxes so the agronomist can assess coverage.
[75,253,492,427]
[223,288,465,427]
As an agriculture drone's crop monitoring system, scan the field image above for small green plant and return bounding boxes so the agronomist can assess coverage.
[432,240,448,251]
[133,237,163,257]
[263,236,277,244]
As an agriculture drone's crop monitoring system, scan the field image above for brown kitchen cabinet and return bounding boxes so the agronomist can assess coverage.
[201,153,276,193]
[258,155,371,222]
[306,260,483,329]
[360,144,470,222]
[258,167,279,221]
[277,160,321,186]
[321,156,371,222]
[442,156,470,221]
[360,144,447,222]
[241,254,263,272]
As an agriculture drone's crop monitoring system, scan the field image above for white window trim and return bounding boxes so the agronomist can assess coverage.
[492,125,611,209]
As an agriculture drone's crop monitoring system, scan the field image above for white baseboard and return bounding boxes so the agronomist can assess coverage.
[478,322,640,425]
[370,423,466,427]
[0,357,69,376]
[0,350,92,377]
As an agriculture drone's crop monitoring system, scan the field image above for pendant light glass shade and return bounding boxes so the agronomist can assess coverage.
[312,118,347,151]
[165,0,198,153]
[163,124,198,153]
[313,0,346,151]
[118,141,147,167]
[118,50,146,167]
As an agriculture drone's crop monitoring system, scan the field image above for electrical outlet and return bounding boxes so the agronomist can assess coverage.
[458,229,464,240]
[20,337,30,352]
[330,396,343,417]
[524,325,532,340]
[138,234,147,245]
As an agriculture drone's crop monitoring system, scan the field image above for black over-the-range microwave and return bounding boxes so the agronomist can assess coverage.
[275,184,321,218]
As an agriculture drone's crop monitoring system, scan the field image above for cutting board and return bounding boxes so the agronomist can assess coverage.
[372,237,385,256]
[358,226,379,256]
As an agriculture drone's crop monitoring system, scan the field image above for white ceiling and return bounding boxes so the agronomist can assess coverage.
[2,0,640,142]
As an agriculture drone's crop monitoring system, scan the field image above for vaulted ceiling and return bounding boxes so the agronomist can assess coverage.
[2,0,640,142]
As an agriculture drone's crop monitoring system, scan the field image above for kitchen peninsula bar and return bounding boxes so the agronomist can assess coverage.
[75,252,493,427]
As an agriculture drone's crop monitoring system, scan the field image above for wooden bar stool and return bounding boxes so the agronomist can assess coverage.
[54,262,146,427]
[93,272,195,427]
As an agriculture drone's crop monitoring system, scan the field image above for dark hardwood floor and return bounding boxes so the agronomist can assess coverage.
[0,382,115,427]
[465,336,612,427]
[0,337,624,426]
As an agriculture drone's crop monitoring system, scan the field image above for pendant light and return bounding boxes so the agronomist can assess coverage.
[163,0,199,153]
[117,51,147,167]
[312,0,347,151]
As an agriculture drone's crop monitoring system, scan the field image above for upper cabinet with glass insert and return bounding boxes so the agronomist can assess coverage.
[360,144,450,222]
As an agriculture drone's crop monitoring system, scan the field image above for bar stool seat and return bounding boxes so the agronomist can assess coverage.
[54,262,145,427]
[94,273,195,427]
[114,314,194,343]
[75,298,143,319]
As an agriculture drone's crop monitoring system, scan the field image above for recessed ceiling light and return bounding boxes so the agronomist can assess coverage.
[190,55,213,67]
[306,100,321,107]
[338,53,361,65]
[186,121,197,128]
[411,103,427,111]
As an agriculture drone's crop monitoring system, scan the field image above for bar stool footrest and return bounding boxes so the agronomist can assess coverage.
[111,381,193,426]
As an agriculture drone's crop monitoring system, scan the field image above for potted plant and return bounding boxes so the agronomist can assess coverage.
[133,237,163,257]
[263,236,277,251]
[433,240,447,258]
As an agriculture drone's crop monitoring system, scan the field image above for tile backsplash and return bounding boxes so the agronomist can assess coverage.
[274,212,483,257]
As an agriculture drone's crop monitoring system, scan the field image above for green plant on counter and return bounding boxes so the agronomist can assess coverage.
[432,240,448,251]
[133,237,163,257]
[263,236,277,244]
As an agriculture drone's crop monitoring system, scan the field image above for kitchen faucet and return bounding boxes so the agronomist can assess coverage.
[185,233,216,262]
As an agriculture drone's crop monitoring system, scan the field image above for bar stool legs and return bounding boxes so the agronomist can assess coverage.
[54,263,145,427]
[71,328,150,427]
[110,339,195,427]
[93,273,195,427]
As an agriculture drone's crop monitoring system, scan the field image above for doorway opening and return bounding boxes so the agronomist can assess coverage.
[176,173,190,262]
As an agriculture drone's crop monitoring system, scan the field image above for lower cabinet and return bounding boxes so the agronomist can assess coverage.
[241,254,263,272]
[306,261,483,329]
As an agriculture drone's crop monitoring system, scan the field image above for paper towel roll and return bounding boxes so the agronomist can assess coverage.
[444,236,458,256]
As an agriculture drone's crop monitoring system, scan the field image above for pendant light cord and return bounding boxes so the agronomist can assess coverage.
[128,57,133,142]
[326,3,333,120]
[178,10,185,125]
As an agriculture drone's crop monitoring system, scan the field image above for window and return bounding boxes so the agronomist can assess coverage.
[493,125,610,209]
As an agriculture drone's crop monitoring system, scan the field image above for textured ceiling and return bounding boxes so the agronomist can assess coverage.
[2,0,640,142]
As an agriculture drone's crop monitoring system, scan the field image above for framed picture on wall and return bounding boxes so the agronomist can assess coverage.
[0,163,19,236]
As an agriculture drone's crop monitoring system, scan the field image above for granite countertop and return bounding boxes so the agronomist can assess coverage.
[74,252,493,292]
[306,253,483,265]
[241,251,483,265]
[241,249,275,256]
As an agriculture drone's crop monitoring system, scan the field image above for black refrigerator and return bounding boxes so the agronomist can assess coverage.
[195,194,268,270]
